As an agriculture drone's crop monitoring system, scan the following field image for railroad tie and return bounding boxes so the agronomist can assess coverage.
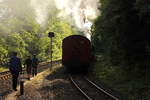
[0,75,10,80]
[2,76,5,80]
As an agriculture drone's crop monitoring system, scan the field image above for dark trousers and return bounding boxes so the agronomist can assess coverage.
[32,67,37,76]
[11,71,19,90]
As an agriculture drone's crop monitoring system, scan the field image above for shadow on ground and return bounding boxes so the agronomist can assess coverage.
[38,66,86,100]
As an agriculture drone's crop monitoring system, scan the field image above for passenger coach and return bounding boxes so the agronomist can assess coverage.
[62,35,92,73]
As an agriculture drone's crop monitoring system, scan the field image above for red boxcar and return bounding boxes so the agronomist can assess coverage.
[62,35,92,73]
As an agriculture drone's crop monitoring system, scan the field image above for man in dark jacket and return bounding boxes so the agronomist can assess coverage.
[32,55,39,77]
[9,52,22,91]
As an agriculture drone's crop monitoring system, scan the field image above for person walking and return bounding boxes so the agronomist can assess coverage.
[32,55,39,77]
[9,52,22,91]
[24,56,32,80]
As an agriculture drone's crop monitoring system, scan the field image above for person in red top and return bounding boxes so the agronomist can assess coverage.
[24,56,32,80]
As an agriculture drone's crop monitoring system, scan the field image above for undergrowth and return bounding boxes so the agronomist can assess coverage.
[0,67,8,72]
[92,55,150,100]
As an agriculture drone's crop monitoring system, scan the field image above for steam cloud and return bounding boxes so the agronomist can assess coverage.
[0,0,100,39]
[55,0,100,40]
[30,0,49,25]
[30,0,56,25]
[0,0,55,32]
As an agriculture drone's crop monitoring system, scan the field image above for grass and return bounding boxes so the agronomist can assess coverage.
[92,56,150,100]
[0,67,8,72]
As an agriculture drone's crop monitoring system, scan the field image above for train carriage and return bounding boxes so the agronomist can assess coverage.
[62,35,92,73]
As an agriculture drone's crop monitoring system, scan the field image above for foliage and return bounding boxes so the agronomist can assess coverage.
[92,0,150,67]
[0,67,8,72]
[92,0,150,100]
[93,58,150,100]
[46,18,75,60]
[0,42,8,65]
[0,1,76,70]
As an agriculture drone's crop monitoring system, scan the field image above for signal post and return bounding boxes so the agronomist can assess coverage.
[48,32,55,70]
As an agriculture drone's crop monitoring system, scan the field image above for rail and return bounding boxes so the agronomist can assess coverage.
[84,76,119,100]
[69,74,92,100]
[69,74,119,100]
[0,59,62,80]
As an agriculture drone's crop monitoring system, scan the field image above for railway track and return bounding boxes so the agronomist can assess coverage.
[0,71,11,80]
[0,60,61,99]
[0,60,61,80]
[69,74,119,100]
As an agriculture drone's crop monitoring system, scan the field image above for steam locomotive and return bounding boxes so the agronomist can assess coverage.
[62,35,93,73]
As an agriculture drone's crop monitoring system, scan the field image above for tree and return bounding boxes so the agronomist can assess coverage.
[46,18,76,60]
[6,33,27,59]
[0,38,8,66]
[92,0,150,67]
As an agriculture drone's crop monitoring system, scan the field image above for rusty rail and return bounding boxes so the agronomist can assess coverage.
[69,74,119,100]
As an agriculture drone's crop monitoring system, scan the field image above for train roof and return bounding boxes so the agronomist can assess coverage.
[63,35,90,41]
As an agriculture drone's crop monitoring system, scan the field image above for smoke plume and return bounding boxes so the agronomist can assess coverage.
[54,0,100,40]
[30,0,56,25]
[0,0,100,39]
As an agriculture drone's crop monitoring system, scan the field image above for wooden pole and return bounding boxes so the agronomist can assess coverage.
[20,81,24,95]
[48,32,54,70]
[50,37,53,69]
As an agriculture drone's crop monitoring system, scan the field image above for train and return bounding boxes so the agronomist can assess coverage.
[62,35,93,73]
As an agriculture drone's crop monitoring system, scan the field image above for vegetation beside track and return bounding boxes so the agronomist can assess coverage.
[91,0,150,100]
[0,67,8,72]
[92,55,150,100]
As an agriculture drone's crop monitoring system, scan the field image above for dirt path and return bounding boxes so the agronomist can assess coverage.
[5,65,85,100]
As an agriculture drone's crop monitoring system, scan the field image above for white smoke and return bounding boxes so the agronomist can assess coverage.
[0,0,3,3]
[0,0,100,38]
[0,0,56,25]
[30,0,51,25]
[54,0,100,40]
